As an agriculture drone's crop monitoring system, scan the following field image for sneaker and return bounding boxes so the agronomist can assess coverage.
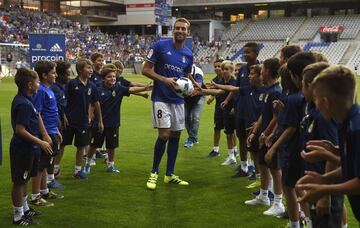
[89,158,96,166]
[96,150,106,158]
[164,175,189,185]
[248,172,256,181]
[184,140,194,148]
[47,179,64,189]
[276,211,289,219]
[207,150,219,158]
[146,173,158,190]
[221,157,237,166]
[107,166,120,173]
[244,196,270,206]
[24,208,41,217]
[73,170,88,180]
[30,197,54,207]
[193,140,199,145]
[234,165,242,172]
[83,163,91,174]
[252,189,274,201]
[248,165,255,174]
[263,203,285,216]
[54,167,60,178]
[13,215,38,226]
[231,169,248,178]
[246,180,261,189]
[42,191,64,200]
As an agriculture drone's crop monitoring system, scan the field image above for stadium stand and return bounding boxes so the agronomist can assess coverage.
[221,20,250,41]
[236,17,305,41]
[346,43,360,69]
[301,41,350,64]
[299,15,360,40]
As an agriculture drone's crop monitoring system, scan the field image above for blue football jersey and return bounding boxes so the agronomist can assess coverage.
[146,39,193,104]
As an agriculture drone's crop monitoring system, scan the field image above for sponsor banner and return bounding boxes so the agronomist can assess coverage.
[127,3,155,8]
[29,34,66,68]
[319,25,344,33]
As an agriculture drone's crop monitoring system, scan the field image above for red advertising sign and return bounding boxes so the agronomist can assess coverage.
[127,4,155,8]
[319,25,344,33]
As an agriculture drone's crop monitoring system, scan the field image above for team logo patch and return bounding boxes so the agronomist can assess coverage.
[88,88,92,95]
[101,92,105,96]
[259,93,264,101]
[75,86,79,90]
[112,91,116,97]
[182,56,186,63]
[147,49,154,59]
[113,134,117,138]
[23,171,28,179]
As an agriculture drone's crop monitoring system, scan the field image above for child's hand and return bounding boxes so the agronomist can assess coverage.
[264,148,274,164]
[265,133,274,147]
[258,133,266,148]
[40,141,53,155]
[247,133,255,147]
[145,82,153,91]
[207,96,214,105]
[220,100,228,109]
[306,140,338,154]
[98,122,104,133]
[141,93,149,99]
[44,135,53,146]
[230,108,235,116]
[316,196,331,216]
[273,100,284,112]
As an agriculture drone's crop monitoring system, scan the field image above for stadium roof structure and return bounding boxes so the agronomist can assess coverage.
[60,0,124,7]
[173,0,358,7]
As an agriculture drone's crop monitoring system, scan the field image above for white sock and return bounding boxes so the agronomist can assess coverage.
[54,164,60,169]
[13,206,24,222]
[233,146,237,153]
[268,178,274,192]
[48,174,55,182]
[290,221,300,228]
[213,146,219,153]
[241,161,248,172]
[274,194,283,205]
[305,217,312,228]
[40,188,49,195]
[87,157,92,164]
[31,193,40,201]
[75,166,82,173]
[228,149,235,160]
[107,161,114,168]
[22,195,29,212]
[342,224,348,228]
[260,188,268,198]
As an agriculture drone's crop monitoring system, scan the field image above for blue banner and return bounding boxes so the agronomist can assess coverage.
[28,34,66,68]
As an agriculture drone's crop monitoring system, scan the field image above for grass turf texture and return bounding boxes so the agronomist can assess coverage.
[0,74,357,227]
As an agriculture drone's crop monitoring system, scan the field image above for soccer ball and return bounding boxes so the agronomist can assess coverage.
[175,77,194,97]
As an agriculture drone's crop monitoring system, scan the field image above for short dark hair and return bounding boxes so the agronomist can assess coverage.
[15,67,38,91]
[281,45,302,60]
[90,52,104,63]
[34,61,56,81]
[303,62,330,84]
[263,58,280,79]
[287,52,316,81]
[56,61,71,77]
[100,67,116,79]
[244,42,260,55]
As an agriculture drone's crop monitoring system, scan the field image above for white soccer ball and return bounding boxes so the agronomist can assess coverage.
[175,77,194,97]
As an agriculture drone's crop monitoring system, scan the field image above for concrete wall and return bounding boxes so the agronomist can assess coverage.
[209,20,225,41]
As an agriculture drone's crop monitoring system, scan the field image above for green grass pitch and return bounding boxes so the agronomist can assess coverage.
[0,74,357,227]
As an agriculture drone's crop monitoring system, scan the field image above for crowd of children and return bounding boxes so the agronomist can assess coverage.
[8,42,360,227]
[9,53,152,225]
[202,42,360,228]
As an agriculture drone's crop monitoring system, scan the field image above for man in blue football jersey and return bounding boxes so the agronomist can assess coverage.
[142,18,194,190]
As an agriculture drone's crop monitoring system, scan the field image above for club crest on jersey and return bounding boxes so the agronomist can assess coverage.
[112,91,116,97]
[101,92,105,96]
[23,171,28,179]
[308,120,315,133]
[259,93,264,101]
[147,49,154,59]
[182,56,186,63]
[88,88,92,95]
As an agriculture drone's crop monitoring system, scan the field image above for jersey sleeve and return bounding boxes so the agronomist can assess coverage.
[33,90,45,113]
[91,84,99,103]
[14,103,32,127]
[284,96,302,128]
[146,41,160,64]
[121,78,131,87]
[317,117,339,145]
[117,85,130,97]
[184,55,193,74]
